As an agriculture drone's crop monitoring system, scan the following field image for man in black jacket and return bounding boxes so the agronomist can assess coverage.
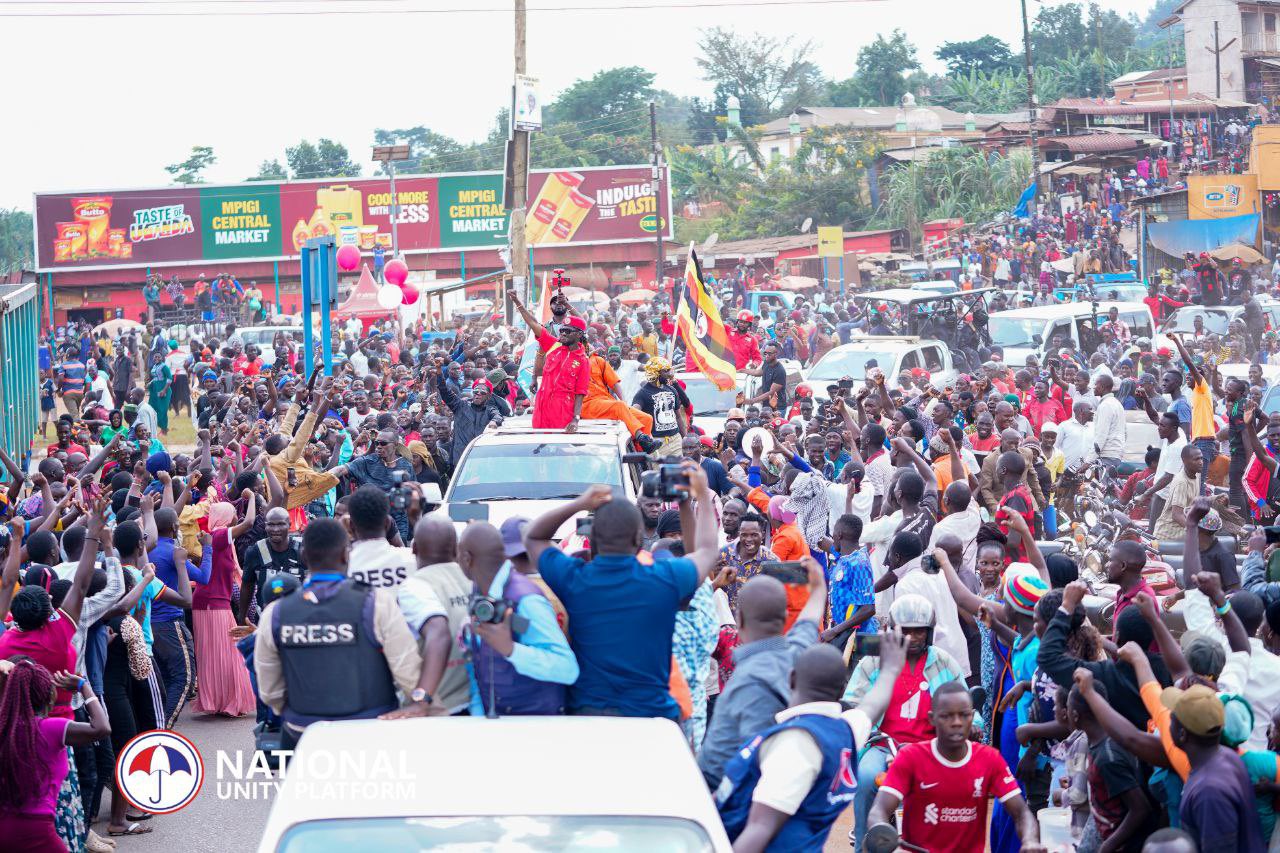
[1038,579,1172,730]
[432,367,503,463]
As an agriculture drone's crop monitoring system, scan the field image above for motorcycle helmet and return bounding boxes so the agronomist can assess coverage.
[736,309,755,324]
[889,593,935,628]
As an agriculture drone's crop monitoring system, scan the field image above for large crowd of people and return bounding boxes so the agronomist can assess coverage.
[9,194,1280,853]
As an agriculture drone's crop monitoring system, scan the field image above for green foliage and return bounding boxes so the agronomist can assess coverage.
[0,209,33,276]
[852,29,921,106]
[546,66,655,127]
[695,27,825,120]
[1031,2,1136,66]
[164,145,216,185]
[285,139,361,179]
[248,159,287,182]
[877,148,1031,241]
[936,36,1017,77]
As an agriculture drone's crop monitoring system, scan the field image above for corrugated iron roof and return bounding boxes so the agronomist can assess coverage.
[1039,133,1142,153]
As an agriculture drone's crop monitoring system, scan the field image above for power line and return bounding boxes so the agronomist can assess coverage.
[0,0,887,16]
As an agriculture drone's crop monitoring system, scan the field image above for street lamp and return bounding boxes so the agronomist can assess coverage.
[372,144,413,257]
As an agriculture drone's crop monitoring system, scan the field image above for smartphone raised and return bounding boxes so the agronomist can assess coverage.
[760,560,808,585]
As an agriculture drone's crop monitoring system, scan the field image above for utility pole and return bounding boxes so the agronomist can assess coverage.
[1020,0,1040,209]
[650,101,666,294]
[1205,21,1237,100]
[508,0,529,321]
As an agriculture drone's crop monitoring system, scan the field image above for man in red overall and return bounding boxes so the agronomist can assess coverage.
[726,309,763,370]
[510,289,591,432]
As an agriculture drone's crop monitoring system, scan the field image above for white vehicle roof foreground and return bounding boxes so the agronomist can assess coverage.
[1218,362,1280,385]
[989,300,1150,322]
[256,717,732,852]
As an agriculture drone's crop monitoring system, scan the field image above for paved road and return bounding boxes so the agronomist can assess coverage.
[102,706,267,853]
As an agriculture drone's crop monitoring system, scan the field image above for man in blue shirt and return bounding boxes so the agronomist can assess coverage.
[524,461,720,720]
[457,521,577,716]
[148,507,212,728]
[682,434,731,496]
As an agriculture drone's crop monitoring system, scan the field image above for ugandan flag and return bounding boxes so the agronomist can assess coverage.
[675,247,737,391]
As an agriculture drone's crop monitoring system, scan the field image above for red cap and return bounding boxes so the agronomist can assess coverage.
[1157,347,1172,357]
[794,385,813,398]
[566,315,587,331]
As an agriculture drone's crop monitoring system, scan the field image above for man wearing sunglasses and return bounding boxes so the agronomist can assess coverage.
[331,428,415,543]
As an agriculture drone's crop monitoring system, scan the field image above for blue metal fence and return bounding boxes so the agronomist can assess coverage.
[0,283,42,467]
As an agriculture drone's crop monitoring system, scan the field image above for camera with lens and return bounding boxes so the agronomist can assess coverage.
[640,463,690,501]
[469,594,530,632]
[389,469,410,513]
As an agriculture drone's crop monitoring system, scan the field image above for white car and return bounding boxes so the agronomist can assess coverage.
[987,301,1155,366]
[801,336,955,398]
[256,717,731,852]
[237,324,303,368]
[433,417,639,540]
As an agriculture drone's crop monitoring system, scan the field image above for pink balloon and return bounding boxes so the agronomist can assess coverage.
[400,279,420,306]
[336,244,361,271]
[384,258,409,287]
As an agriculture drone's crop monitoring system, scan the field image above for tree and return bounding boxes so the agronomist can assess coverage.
[164,145,216,184]
[285,139,360,179]
[877,148,1031,243]
[373,126,469,174]
[547,66,655,128]
[248,159,287,182]
[696,27,825,120]
[1031,3,1088,65]
[935,36,1016,76]
[852,30,921,105]
[0,209,33,276]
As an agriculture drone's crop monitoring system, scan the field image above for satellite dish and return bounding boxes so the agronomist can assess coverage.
[801,217,813,233]
[703,232,719,250]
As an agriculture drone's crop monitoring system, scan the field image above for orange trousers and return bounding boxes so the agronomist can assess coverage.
[580,395,653,436]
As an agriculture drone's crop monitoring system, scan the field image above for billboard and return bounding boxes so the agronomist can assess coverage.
[33,164,671,272]
[1187,173,1260,220]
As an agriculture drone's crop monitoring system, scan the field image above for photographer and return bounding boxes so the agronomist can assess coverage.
[457,521,577,716]
[523,461,720,720]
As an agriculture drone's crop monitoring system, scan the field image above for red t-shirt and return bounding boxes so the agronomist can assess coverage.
[881,739,1021,853]
[0,608,77,718]
[232,355,263,376]
[969,434,1000,453]
[878,656,935,744]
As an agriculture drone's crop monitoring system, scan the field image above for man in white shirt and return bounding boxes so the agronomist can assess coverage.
[1134,411,1187,533]
[929,481,981,575]
[1092,374,1126,469]
[1055,401,1096,472]
[1180,541,1280,752]
[345,485,418,589]
[392,516,473,717]
[886,532,970,677]
[715,637,906,849]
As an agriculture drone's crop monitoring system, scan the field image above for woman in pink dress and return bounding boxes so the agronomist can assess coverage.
[192,495,257,716]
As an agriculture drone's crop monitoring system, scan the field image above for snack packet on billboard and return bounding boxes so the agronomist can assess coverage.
[71,196,113,256]
[359,225,377,250]
[56,221,89,260]
[118,243,133,259]
[53,239,71,263]
[107,228,126,258]
[376,232,392,249]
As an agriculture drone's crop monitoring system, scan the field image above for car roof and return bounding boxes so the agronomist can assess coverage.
[990,301,1150,320]
[476,418,629,444]
[852,288,996,305]
[820,336,940,353]
[259,717,730,840]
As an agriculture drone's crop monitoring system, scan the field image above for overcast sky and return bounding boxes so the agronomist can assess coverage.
[2,0,1154,210]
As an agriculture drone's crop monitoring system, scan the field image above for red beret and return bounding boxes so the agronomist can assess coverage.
[566,315,587,331]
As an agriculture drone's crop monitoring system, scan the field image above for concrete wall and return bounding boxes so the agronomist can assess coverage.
[1183,0,1246,100]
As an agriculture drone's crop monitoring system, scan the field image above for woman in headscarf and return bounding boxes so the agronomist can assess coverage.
[406,439,447,489]
[191,496,258,717]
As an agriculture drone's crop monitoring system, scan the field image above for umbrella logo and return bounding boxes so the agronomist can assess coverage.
[115,730,204,815]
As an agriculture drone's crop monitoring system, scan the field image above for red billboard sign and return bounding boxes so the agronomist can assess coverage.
[33,165,671,272]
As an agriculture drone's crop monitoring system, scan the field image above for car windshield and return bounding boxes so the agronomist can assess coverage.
[1265,385,1280,418]
[446,442,623,503]
[807,350,896,382]
[1163,307,1231,335]
[680,379,737,416]
[277,816,715,852]
[988,317,1045,348]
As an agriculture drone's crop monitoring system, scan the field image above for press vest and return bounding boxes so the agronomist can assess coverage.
[716,714,858,852]
[271,580,398,727]
[469,571,566,716]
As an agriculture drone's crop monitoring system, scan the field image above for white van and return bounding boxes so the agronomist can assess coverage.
[987,301,1155,366]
